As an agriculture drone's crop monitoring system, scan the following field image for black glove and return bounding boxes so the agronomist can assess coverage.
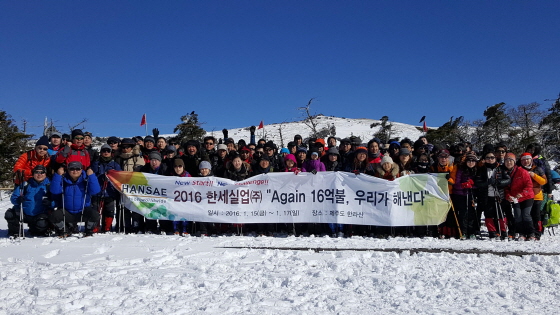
[445,173,450,180]
[250,126,256,135]
[353,170,360,175]
[311,169,317,175]
[488,177,496,186]
[222,128,228,139]
[152,128,159,139]
[61,145,71,158]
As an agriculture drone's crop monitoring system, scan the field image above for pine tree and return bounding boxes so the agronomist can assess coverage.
[370,116,392,143]
[425,116,465,146]
[173,112,206,143]
[539,94,560,158]
[482,102,512,144]
[0,110,32,187]
[507,102,544,154]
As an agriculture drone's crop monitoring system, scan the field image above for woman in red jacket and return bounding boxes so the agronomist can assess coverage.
[503,153,536,240]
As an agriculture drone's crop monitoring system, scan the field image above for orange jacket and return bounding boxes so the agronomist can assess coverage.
[13,150,51,184]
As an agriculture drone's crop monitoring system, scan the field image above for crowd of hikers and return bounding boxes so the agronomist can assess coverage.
[6,125,560,241]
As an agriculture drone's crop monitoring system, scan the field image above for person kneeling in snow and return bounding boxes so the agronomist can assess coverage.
[49,161,101,237]
[6,165,53,237]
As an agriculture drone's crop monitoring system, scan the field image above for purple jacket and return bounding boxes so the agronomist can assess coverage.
[302,160,326,173]
[452,166,476,196]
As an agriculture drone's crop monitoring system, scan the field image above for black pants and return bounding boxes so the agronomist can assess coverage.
[5,208,49,236]
[49,207,99,234]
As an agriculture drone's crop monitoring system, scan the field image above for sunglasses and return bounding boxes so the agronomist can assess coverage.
[33,171,46,175]
[204,142,214,145]
[101,149,112,153]
[108,141,118,145]
[68,167,82,171]
[174,165,183,168]
[36,146,49,151]
[74,136,84,140]
[169,142,178,145]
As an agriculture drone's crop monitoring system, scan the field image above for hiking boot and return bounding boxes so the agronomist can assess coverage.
[84,231,94,237]
[528,234,537,241]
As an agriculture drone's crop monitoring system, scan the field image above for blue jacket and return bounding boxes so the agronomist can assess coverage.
[11,178,53,216]
[50,172,101,214]
[91,159,122,198]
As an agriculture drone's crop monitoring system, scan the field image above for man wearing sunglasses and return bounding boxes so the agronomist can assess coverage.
[6,165,53,237]
[55,129,91,170]
[91,144,122,233]
[50,161,101,237]
[13,135,51,185]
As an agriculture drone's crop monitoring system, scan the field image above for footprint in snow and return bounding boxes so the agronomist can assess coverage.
[43,249,60,259]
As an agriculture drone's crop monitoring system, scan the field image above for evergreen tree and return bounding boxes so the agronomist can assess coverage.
[425,116,465,146]
[507,102,544,154]
[370,116,392,143]
[0,110,32,187]
[482,102,512,144]
[539,94,560,158]
[173,112,206,143]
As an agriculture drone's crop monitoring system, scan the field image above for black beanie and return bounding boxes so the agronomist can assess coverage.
[35,136,50,147]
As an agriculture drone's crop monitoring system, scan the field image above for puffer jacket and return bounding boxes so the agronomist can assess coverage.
[302,159,326,173]
[13,150,51,184]
[373,162,400,181]
[55,144,91,169]
[115,145,145,172]
[50,172,101,214]
[91,157,122,198]
[225,162,252,181]
[451,165,477,196]
[522,164,547,201]
[504,165,534,203]
[11,177,53,216]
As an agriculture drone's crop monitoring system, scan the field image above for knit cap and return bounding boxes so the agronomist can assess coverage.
[199,161,211,170]
[381,154,393,165]
[504,152,516,161]
[148,151,162,161]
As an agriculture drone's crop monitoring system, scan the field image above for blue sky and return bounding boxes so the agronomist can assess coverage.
[1,1,559,138]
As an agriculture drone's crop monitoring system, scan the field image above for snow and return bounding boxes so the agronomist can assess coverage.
[2,188,560,314]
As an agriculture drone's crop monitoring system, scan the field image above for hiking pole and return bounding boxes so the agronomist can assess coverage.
[97,176,109,232]
[62,180,66,238]
[449,201,463,239]
[18,171,25,239]
[79,175,89,233]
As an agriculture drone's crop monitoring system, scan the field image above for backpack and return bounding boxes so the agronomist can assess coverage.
[543,199,560,229]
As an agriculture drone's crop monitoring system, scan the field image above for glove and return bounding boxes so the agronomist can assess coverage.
[488,177,496,186]
[294,169,300,175]
[152,128,159,139]
[61,145,71,158]
[222,128,228,139]
[445,173,450,180]
[353,170,360,175]
[250,126,256,135]
[311,169,317,175]
[461,181,473,189]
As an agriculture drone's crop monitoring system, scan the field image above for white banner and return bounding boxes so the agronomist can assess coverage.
[107,171,451,226]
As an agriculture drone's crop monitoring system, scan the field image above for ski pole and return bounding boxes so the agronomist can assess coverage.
[80,173,89,233]
[18,171,25,239]
[449,201,462,239]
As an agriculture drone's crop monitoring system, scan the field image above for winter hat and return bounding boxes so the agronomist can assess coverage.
[280,148,290,154]
[143,136,155,144]
[315,138,326,146]
[62,134,71,141]
[185,140,199,148]
[217,144,228,151]
[199,161,211,170]
[504,152,516,161]
[107,136,120,144]
[327,147,339,155]
[355,146,368,155]
[100,144,112,151]
[120,138,135,146]
[287,141,297,148]
[465,152,478,161]
[520,152,533,161]
[71,129,84,139]
[148,151,162,161]
[399,148,411,156]
[84,131,93,138]
[381,154,393,165]
[284,154,297,165]
[224,138,235,145]
[33,165,47,173]
[259,154,271,162]
[311,151,319,157]
[165,145,177,153]
[296,147,308,154]
[173,159,185,168]
[228,150,240,159]
[68,161,83,170]
[50,132,61,138]
[438,149,450,158]
[264,141,277,150]
[482,143,495,157]
[35,135,50,147]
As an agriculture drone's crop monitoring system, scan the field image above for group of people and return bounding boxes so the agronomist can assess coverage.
[6,126,557,240]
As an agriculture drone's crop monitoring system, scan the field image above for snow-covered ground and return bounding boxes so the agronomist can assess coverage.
[2,189,560,315]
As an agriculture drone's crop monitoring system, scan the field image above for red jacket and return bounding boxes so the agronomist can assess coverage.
[505,166,534,202]
[55,144,91,169]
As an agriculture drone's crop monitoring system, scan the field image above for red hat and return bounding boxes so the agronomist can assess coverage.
[520,152,533,160]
